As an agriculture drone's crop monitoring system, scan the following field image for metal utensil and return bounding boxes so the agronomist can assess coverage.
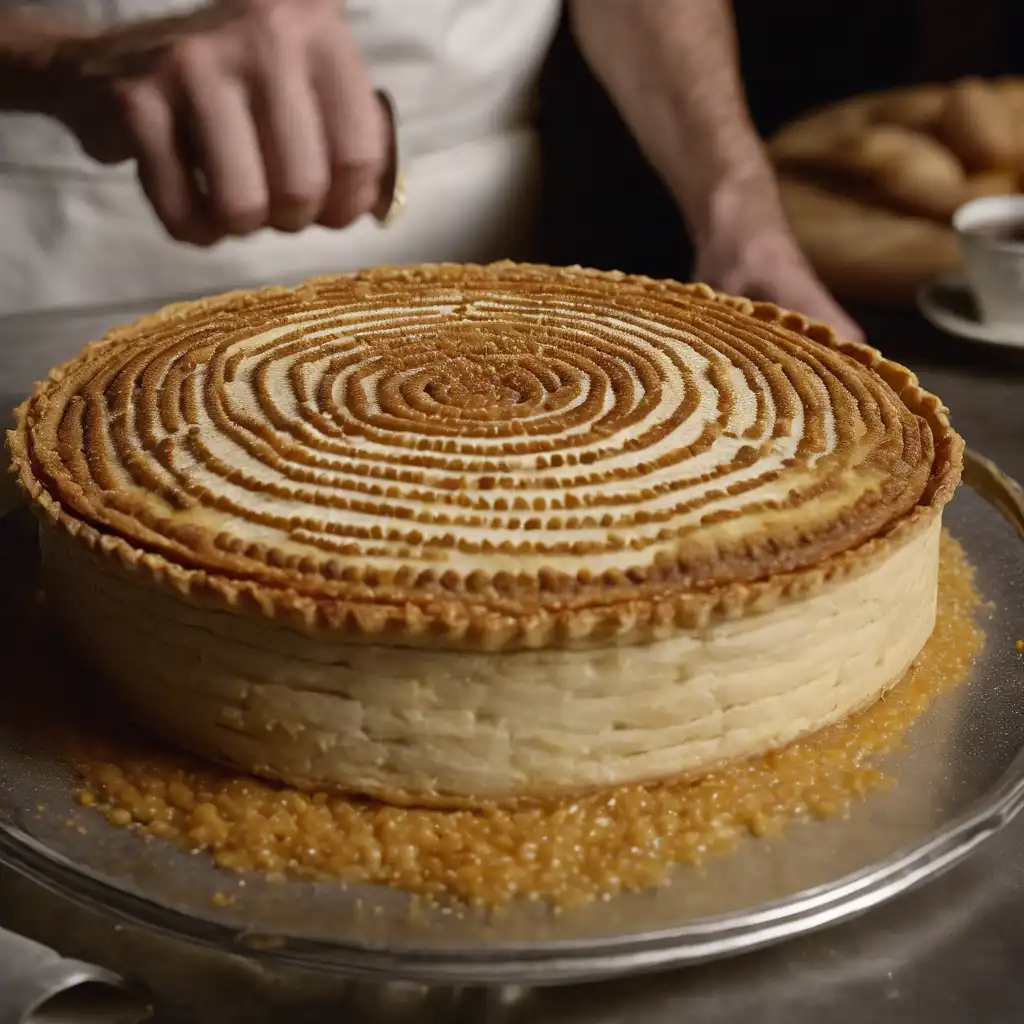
[0,928,151,1024]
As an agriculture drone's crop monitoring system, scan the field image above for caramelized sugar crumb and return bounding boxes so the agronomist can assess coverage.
[48,535,981,910]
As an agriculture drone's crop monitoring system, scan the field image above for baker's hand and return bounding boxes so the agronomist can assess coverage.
[49,0,387,244]
[694,174,864,341]
[697,230,865,341]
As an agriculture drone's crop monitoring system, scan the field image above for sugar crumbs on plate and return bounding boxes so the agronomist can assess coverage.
[11,534,985,911]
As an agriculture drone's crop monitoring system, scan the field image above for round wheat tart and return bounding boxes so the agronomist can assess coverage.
[7,262,963,805]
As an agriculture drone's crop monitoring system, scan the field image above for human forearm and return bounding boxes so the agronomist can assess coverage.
[569,0,861,337]
[569,0,781,248]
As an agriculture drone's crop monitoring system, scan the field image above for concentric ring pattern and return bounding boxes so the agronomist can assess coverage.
[14,263,957,619]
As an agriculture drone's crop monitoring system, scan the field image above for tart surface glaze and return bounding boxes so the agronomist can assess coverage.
[9,262,960,648]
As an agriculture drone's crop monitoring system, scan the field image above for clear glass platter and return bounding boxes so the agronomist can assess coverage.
[1,451,1022,987]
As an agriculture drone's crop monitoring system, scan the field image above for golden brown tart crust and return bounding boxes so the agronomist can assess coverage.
[7,262,962,650]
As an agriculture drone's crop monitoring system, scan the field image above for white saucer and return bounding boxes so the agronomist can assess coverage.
[918,273,1024,349]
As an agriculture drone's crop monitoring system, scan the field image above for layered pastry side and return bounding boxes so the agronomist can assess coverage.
[6,262,963,807]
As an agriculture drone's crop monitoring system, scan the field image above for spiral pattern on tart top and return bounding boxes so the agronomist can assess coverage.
[13,263,959,622]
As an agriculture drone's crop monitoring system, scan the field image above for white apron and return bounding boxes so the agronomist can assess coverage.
[0,0,560,314]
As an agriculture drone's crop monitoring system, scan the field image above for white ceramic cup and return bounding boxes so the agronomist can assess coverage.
[952,194,1024,325]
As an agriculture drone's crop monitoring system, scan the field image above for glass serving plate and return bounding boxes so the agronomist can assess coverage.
[0,452,1022,987]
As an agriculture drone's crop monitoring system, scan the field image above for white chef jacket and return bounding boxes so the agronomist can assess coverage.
[0,0,561,314]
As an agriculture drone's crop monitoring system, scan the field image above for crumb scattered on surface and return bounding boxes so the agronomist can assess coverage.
[13,535,984,910]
